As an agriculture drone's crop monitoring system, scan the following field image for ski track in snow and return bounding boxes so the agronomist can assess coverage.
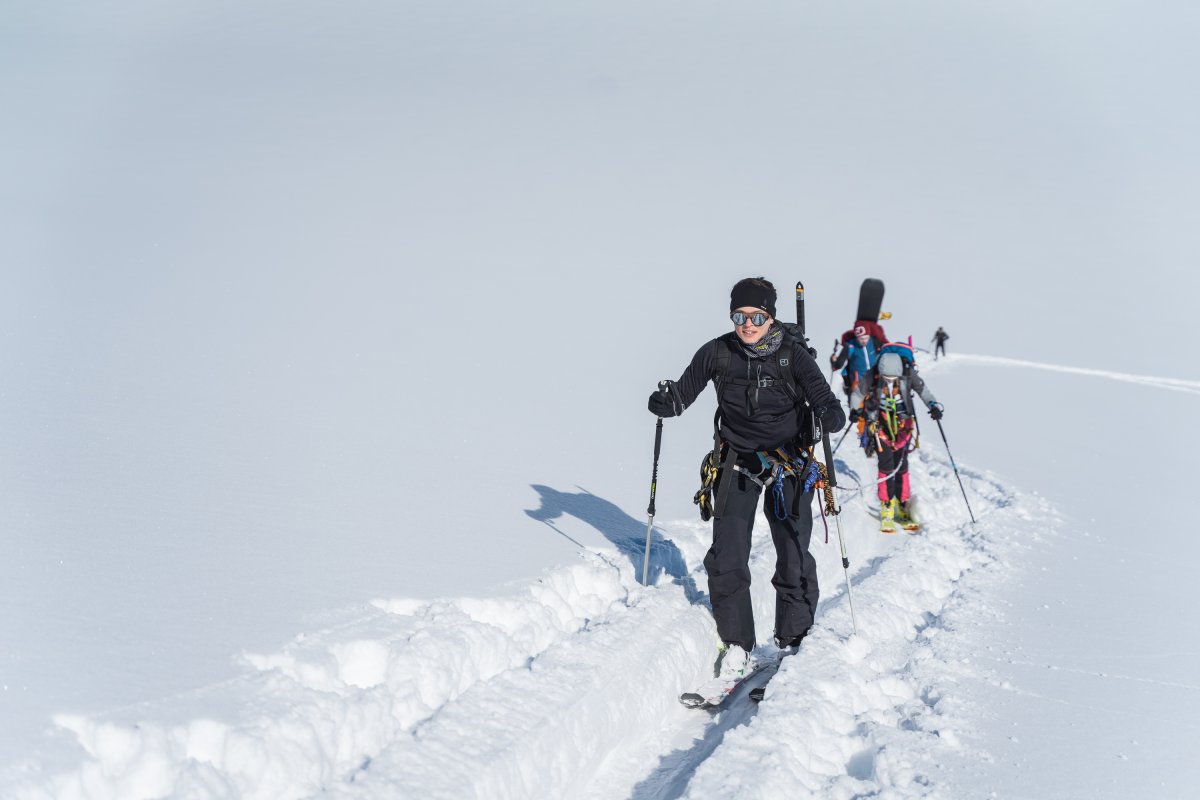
[6,354,1118,800]
[5,457,1041,800]
[932,353,1200,396]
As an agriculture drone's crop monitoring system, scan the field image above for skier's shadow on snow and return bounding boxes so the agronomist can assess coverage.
[525,485,703,604]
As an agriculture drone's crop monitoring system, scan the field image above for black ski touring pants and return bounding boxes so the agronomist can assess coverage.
[703,466,819,653]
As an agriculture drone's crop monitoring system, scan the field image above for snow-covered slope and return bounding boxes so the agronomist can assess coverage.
[5,0,1199,797]
[4,417,1019,799]
[11,354,1197,799]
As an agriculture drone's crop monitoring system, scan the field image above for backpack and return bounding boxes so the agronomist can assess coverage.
[875,341,915,380]
[872,341,921,443]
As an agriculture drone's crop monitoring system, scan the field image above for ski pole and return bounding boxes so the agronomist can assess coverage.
[830,423,852,456]
[794,281,806,334]
[821,429,858,635]
[641,383,668,585]
[829,339,840,387]
[934,418,976,524]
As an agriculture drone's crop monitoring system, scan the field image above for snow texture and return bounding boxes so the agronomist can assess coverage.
[4,1,1198,798]
[9,433,1024,800]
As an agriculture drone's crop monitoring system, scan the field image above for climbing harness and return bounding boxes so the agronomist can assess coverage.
[760,447,821,520]
[693,444,821,522]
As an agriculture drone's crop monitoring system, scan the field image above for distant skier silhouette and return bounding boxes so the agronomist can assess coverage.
[932,327,949,360]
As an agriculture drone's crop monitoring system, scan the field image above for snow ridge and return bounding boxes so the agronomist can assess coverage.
[15,557,649,799]
[12,426,1045,800]
[935,353,1200,396]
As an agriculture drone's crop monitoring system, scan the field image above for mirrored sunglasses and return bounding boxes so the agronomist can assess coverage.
[730,311,770,326]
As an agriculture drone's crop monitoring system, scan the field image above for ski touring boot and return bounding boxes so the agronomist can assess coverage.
[897,499,920,532]
[879,497,898,533]
[679,643,760,709]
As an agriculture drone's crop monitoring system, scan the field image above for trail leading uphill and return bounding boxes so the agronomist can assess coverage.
[7,352,1197,799]
[936,353,1200,396]
[9,433,1030,798]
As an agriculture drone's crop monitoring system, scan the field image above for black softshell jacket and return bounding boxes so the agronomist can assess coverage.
[671,331,844,454]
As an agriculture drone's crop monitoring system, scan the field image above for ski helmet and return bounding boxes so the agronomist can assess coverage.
[877,352,905,379]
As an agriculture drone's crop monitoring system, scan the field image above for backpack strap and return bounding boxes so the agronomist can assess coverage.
[711,444,738,518]
[710,337,733,411]
[706,334,810,517]
[776,341,800,403]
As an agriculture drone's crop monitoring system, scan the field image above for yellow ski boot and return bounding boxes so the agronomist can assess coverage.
[897,499,921,532]
[879,498,897,534]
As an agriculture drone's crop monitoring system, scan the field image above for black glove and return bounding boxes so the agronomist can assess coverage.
[647,382,684,417]
[928,402,944,421]
[848,408,863,424]
[815,402,846,433]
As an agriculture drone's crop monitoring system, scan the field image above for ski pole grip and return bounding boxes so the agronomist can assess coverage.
[647,412,664,517]
[657,378,683,418]
[821,433,838,489]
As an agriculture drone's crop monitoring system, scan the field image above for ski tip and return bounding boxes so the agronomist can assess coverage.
[679,692,707,708]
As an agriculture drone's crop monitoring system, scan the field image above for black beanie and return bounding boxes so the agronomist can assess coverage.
[729,278,776,318]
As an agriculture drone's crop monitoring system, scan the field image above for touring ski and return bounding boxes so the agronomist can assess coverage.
[679,654,774,710]
[748,643,802,702]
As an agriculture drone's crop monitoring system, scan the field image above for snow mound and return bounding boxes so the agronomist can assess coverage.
[10,432,1049,800]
